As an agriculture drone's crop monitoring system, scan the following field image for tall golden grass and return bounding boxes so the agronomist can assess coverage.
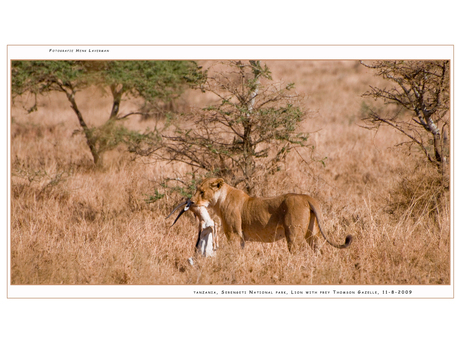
[10,61,450,285]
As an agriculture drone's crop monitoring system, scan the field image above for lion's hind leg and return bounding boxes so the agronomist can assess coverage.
[305,210,321,253]
[283,208,309,254]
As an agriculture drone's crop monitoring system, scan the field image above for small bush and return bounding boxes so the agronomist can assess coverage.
[386,163,449,228]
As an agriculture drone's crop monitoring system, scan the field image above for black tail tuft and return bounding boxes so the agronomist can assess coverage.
[341,235,353,248]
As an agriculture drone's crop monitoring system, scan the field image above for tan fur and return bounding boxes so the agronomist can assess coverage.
[190,178,352,253]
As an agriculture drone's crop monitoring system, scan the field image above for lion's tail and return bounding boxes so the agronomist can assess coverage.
[308,201,352,249]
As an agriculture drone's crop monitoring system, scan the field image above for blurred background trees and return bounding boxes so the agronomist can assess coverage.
[12,60,204,166]
[132,60,310,193]
[360,60,450,178]
[12,59,311,194]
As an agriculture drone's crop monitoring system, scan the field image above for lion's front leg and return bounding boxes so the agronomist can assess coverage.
[222,216,245,249]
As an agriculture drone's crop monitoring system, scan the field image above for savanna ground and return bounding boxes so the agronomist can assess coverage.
[10,61,450,285]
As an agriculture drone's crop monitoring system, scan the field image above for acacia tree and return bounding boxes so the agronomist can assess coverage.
[12,60,203,166]
[133,60,309,192]
[361,60,450,174]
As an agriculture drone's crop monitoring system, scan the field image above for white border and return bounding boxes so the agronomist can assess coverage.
[8,284,454,299]
[8,44,453,60]
[7,45,454,299]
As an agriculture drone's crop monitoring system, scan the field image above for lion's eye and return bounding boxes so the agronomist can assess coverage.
[200,191,204,196]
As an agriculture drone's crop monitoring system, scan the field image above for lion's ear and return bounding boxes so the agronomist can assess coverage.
[211,178,224,190]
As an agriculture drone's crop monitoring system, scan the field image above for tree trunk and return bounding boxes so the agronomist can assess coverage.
[433,130,449,186]
[241,61,262,193]
[423,113,445,171]
[66,91,101,166]
[242,123,254,192]
[433,132,443,165]
[110,84,124,119]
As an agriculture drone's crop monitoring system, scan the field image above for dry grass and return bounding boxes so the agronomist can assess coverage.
[10,61,450,285]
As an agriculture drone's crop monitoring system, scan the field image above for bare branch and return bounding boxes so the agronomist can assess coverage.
[116,112,149,120]
[361,60,449,168]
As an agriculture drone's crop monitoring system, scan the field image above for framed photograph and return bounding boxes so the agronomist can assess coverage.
[8,45,453,299]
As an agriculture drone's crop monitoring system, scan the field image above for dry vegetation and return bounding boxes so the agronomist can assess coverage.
[10,61,450,285]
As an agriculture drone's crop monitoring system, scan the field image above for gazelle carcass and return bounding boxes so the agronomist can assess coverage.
[166,200,218,262]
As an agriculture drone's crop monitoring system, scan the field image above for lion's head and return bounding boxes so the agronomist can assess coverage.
[190,178,224,207]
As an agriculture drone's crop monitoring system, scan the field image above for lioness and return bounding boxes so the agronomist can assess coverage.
[189,178,352,253]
